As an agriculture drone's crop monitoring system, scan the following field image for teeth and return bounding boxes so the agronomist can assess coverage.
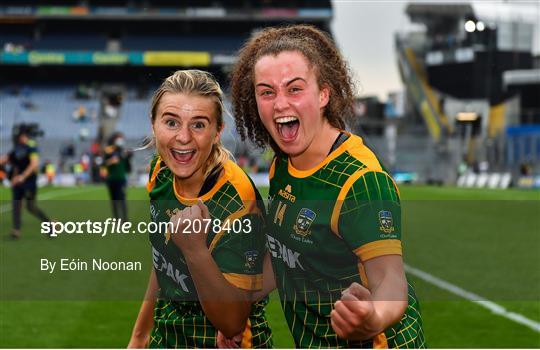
[172,149,193,154]
[275,116,298,124]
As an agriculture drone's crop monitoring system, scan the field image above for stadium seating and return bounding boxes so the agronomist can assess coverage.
[1,85,99,139]
[0,84,241,179]
[33,34,108,50]
[122,35,245,53]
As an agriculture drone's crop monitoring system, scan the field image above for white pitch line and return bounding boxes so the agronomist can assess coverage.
[0,186,100,214]
[405,264,540,333]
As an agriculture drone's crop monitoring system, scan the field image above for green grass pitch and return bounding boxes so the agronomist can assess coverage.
[0,185,539,348]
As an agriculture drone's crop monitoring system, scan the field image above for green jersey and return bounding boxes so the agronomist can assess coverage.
[267,133,425,348]
[104,145,128,181]
[147,157,272,348]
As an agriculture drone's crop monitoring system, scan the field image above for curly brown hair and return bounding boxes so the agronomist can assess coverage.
[230,24,356,151]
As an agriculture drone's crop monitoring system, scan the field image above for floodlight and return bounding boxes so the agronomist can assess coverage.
[465,20,476,33]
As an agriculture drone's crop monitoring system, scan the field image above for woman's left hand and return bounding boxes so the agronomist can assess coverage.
[170,200,211,255]
[217,331,242,348]
[330,282,383,341]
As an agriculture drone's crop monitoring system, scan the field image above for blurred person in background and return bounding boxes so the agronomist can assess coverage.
[0,163,7,186]
[128,70,272,348]
[41,160,56,186]
[103,132,131,220]
[0,127,51,239]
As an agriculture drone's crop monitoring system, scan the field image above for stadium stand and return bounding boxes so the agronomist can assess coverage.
[1,0,333,185]
[393,2,540,184]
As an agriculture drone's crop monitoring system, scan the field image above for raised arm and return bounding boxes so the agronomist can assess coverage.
[170,201,252,338]
[252,252,276,301]
[330,170,408,341]
[331,255,407,340]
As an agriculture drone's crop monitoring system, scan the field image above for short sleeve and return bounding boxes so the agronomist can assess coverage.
[337,171,402,262]
[28,145,39,160]
[212,209,266,291]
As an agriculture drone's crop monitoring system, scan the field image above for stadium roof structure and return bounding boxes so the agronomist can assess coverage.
[503,69,540,87]
[472,2,540,55]
[406,1,540,55]
[406,3,474,20]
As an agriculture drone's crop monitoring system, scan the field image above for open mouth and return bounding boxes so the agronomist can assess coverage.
[170,148,196,163]
[275,116,299,142]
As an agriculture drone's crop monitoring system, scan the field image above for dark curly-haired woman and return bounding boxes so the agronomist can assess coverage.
[223,25,426,348]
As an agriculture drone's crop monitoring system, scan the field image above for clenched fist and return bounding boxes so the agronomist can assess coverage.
[330,282,383,341]
[169,200,211,255]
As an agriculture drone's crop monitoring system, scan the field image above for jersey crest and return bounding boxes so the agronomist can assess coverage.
[378,210,395,234]
[244,250,259,269]
[293,208,316,236]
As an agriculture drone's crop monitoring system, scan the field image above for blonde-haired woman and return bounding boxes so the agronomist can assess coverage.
[128,70,272,348]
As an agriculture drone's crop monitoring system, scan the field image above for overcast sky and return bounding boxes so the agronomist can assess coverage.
[332,1,410,101]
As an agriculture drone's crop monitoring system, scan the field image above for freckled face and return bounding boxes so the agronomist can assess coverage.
[254,51,329,157]
[153,92,221,181]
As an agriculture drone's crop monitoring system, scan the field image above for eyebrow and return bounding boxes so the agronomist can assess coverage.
[255,77,306,88]
[286,77,306,86]
[160,112,210,122]
[161,111,180,119]
[191,116,211,122]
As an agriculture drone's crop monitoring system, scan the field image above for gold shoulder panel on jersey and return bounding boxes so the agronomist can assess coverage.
[208,204,252,252]
[330,167,372,236]
[345,134,384,172]
[223,160,258,204]
[330,134,401,235]
[269,157,277,180]
[206,161,261,252]
[330,169,400,236]
[146,156,162,193]
[336,137,402,197]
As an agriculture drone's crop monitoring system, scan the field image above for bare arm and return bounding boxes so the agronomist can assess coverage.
[183,250,252,337]
[252,252,276,301]
[170,201,252,338]
[216,251,277,348]
[331,255,407,341]
[128,269,158,348]
[363,255,408,327]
